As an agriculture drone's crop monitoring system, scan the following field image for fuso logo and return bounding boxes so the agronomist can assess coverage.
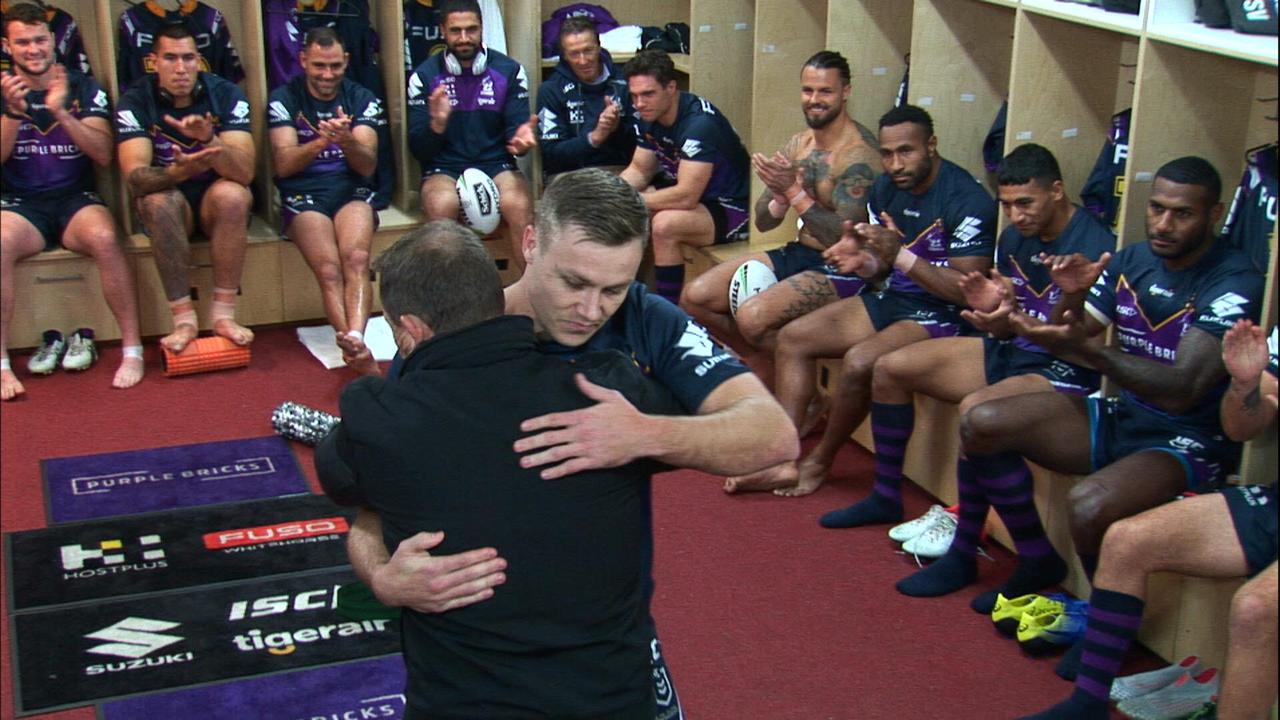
[203,517,350,549]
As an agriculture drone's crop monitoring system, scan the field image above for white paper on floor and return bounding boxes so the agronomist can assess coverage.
[296,315,397,370]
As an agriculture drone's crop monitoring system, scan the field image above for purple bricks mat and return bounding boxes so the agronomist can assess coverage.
[41,436,309,523]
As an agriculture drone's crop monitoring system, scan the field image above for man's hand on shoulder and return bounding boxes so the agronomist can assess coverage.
[372,531,508,613]
[514,373,656,480]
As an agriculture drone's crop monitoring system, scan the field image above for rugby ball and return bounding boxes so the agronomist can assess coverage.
[728,260,778,317]
[456,168,501,235]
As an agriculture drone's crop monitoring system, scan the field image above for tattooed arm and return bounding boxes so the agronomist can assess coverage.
[793,142,880,247]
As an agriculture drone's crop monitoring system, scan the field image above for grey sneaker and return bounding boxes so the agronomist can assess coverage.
[62,328,97,371]
[1111,655,1203,701]
[26,330,64,374]
[1117,668,1220,720]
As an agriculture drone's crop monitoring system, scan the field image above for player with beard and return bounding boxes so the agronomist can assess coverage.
[115,24,256,354]
[681,50,881,388]
[620,49,751,305]
[954,158,1262,680]
[729,104,996,497]
[1,2,143,399]
[268,27,383,366]
[407,0,537,270]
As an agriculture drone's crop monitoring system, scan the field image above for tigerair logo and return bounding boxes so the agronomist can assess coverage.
[681,138,703,158]
[83,617,193,675]
[227,586,391,655]
[269,100,290,124]
[203,517,349,550]
[61,534,167,578]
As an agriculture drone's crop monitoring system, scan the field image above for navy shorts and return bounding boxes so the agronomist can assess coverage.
[649,633,684,720]
[983,337,1101,395]
[177,178,214,218]
[423,161,519,182]
[862,290,963,338]
[1222,484,1278,577]
[765,241,866,299]
[1,189,105,250]
[703,198,750,245]
[280,179,380,233]
[1088,395,1237,490]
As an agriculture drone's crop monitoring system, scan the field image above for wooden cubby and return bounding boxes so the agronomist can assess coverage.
[826,1,912,133]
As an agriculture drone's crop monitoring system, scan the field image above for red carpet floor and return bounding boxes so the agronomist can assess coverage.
[0,325,1153,719]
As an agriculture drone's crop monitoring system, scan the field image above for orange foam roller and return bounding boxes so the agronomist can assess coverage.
[162,336,251,377]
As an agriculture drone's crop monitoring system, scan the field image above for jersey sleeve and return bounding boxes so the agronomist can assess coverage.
[502,63,533,142]
[944,184,997,259]
[1190,265,1264,339]
[674,113,723,165]
[266,85,296,129]
[113,89,152,143]
[635,292,750,413]
[1084,257,1119,328]
[406,63,444,165]
[76,75,112,120]
[215,82,253,134]
[350,86,385,131]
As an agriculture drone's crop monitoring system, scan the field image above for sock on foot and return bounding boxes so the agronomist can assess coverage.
[819,493,903,529]
[895,551,978,597]
[1056,639,1085,681]
[971,553,1070,614]
[1015,690,1110,720]
[653,265,684,305]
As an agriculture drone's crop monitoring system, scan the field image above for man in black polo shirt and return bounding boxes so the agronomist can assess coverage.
[319,220,680,719]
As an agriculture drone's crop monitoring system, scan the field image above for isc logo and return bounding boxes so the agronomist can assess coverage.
[227,586,339,621]
[203,517,349,549]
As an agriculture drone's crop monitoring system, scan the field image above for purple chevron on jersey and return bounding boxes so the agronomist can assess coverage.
[1,72,109,194]
[1112,275,1192,365]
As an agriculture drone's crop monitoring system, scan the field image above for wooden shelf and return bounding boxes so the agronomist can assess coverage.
[1148,0,1279,66]
[1021,0,1148,35]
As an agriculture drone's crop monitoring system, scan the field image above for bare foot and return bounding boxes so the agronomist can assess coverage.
[160,322,198,354]
[213,318,254,346]
[1,368,25,400]
[112,356,145,389]
[797,394,828,438]
[336,332,380,377]
[723,461,799,494]
[773,454,831,497]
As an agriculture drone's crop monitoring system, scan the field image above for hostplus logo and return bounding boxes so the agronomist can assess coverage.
[83,617,194,675]
[60,535,167,579]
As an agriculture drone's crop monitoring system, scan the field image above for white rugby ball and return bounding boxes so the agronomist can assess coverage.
[456,168,501,235]
[728,259,778,317]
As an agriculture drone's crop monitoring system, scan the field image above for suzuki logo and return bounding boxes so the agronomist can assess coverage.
[85,617,183,659]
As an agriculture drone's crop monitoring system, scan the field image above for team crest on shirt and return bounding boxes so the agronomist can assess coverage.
[681,139,703,158]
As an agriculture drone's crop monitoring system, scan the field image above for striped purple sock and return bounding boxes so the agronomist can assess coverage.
[869,401,913,506]
[971,451,1053,559]
[950,456,987,559]
[653,265,685,304]
[1075,588,1145,702]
